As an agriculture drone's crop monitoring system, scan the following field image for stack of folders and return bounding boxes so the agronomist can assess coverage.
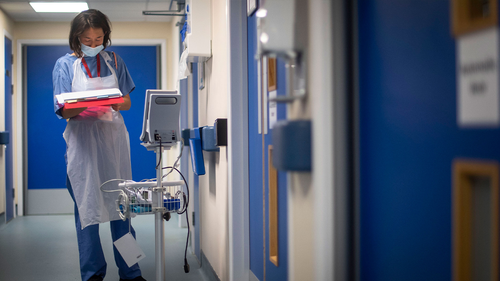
[56,88,123,109]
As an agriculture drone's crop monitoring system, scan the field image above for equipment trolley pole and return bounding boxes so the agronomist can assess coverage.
[115,145,185,281]
[154,146,165,281]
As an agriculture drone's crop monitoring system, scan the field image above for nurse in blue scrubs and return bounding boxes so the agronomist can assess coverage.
[52,9,146,281]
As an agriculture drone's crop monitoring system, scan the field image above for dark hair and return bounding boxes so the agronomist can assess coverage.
[69,9,111,58]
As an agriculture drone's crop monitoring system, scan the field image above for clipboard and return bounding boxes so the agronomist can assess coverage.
[64,97,124,109]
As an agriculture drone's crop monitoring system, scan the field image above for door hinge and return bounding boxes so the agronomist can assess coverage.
[11,54,13,64]
[192,211,195,226]
[11,84,13,94]
[12,188,15,198]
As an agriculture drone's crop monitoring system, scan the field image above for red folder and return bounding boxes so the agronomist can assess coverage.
[64,97,124,109]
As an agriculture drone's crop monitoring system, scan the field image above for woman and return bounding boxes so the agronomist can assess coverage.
[52,9,146,281]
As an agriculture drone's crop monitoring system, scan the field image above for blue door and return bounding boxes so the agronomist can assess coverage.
[248,14,288,281]
[4,36,13,222]
[358,1,500,280]
[26,45,158,211]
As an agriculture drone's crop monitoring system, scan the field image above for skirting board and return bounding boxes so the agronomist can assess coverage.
[27,189,74,215]
[200,249,221,281]
[250,270,259,281]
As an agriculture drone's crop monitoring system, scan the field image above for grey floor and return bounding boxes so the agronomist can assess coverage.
[0,212,207,281]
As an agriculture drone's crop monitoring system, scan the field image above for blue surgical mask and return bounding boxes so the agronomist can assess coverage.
[81,44,104,57]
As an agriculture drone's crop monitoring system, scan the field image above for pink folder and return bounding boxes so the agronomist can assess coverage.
[64,97,124,109]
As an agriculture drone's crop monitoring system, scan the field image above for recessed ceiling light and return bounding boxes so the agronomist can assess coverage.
[29,2,89,13]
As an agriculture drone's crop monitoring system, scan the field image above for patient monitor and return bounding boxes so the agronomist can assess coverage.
[140,90,181,150]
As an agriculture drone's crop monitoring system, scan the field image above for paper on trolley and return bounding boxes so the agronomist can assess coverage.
[114,233,146,267]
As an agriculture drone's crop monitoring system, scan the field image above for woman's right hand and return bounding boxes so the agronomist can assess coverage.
[61,106,87,119]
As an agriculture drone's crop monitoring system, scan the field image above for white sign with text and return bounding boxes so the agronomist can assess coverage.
[458,27,499,127]
[269,90,277,129]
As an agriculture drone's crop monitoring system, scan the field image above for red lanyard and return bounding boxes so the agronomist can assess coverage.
[81,54,101,78]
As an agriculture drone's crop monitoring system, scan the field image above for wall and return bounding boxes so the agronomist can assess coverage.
[197,0,229,279]
[287,70,314,281]
[10,20,176,213]
[0,8,14,215]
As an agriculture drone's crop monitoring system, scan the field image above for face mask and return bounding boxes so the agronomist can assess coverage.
[81,44,104,57]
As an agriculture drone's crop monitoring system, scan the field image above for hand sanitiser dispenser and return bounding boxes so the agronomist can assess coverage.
[140,90,181,150]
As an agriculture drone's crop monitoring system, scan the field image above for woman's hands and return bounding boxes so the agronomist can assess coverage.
[61,95,131,119]
[61,106,87,119]
[111,94,131,111]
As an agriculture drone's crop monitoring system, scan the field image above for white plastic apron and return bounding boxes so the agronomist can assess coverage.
[64,51,132,229]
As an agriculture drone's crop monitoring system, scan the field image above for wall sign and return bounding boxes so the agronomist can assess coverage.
[269,90,277,129]
[457,27,499,127]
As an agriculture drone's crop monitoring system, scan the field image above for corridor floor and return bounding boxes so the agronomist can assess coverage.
[0,213,206,281]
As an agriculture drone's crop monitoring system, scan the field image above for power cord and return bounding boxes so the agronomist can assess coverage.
[163,166,190,273]
[155,137,163,169]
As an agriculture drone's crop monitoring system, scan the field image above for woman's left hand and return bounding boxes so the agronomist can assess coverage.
[111,94,131,111]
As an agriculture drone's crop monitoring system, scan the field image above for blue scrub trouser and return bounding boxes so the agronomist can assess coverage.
[67,177,142,281]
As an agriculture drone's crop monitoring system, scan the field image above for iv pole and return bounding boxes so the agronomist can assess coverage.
[154,146,165,281]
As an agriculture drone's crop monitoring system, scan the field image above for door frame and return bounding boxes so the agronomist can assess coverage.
[310,0,349,280]
[3,29,13,222]
[228,0,250,280]
[15,39,167,216]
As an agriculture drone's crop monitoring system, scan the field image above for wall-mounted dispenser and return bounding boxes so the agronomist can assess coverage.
[181,128,191,147]
[201,126,219,152]
[215,118,227,146]
[185,0,212,90]
[185,119,227,175]
[189,127,205,175]
[0,131,9,145]
[185,0,211,61]
[271,120,311,171]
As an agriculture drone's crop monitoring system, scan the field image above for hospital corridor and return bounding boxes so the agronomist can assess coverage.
[1,0,500,281]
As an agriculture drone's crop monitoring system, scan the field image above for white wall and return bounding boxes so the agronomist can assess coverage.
[287,68,314,281]
[197,0,230,279]
[0,9,15,216]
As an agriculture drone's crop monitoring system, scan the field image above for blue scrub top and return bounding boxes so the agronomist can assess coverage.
[52,50,135,119]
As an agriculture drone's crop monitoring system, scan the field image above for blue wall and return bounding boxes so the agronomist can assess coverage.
[359,0,500,280]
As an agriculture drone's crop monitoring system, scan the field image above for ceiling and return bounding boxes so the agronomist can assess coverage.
[0,0,177,22]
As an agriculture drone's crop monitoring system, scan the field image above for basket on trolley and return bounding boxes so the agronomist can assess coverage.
[115,181,186,220]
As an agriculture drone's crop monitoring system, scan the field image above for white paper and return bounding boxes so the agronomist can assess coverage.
[56,88,122,104]
[113,233,146,267]
[269,90,277,129]
[457,27,500,127]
